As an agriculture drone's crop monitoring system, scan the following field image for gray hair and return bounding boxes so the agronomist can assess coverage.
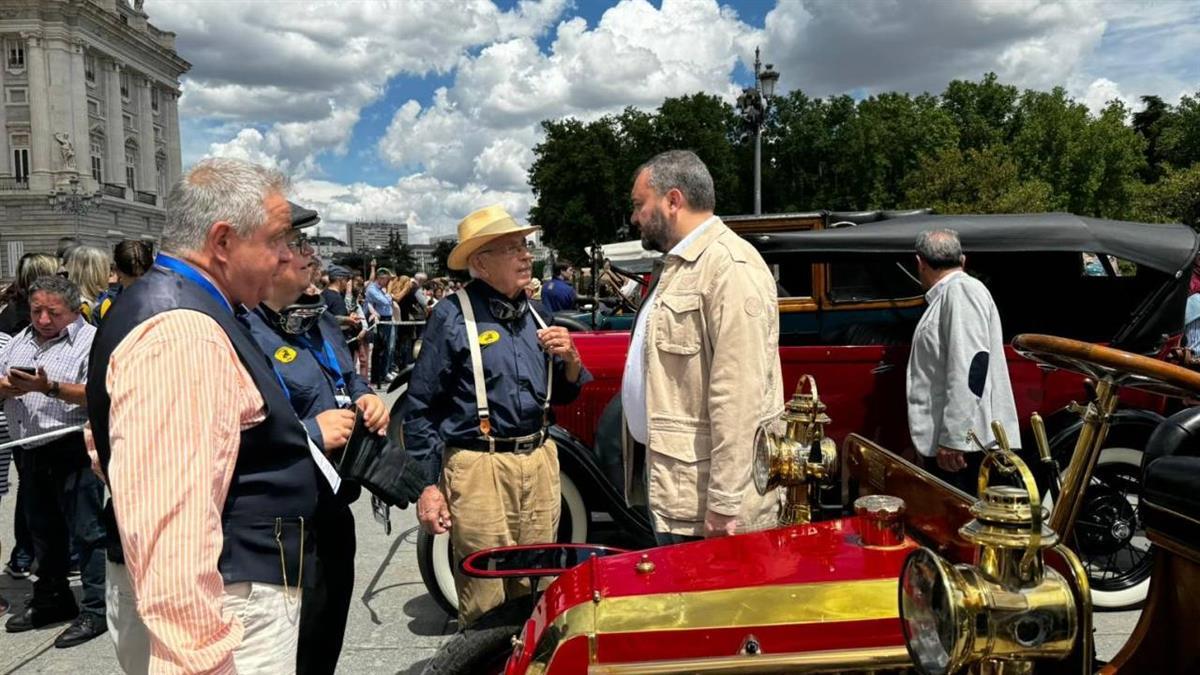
[162,157,289,255]
[28,275,82,312]
[635,150,716,212]
[915,228,964,270]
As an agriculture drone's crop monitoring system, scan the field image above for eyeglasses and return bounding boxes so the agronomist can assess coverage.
[285,235,314,255]
[479,241,531,257]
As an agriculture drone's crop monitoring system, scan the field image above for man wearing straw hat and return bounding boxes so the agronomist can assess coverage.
[403,204,590,625]
[0,275,106,647]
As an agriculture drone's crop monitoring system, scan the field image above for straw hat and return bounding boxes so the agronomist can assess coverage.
[448,205,538,270]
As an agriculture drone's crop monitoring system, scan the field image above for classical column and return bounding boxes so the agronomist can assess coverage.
[165,90,182,187]
[136,75,155,195]
[25,32,53,191]
[105,60,125,188]
[0,51,8,177]
[69,39,90,188]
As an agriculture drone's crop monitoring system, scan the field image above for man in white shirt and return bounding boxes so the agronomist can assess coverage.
[906,228,1020,494]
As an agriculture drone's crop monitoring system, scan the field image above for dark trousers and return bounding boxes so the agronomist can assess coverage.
[297,503,357,675]
[25,435,107,618]
[8,448,34,568]
[370,322,394,384]
[654,531,703,546]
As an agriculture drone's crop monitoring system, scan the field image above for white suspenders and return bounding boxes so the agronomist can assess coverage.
[455,288,553,444]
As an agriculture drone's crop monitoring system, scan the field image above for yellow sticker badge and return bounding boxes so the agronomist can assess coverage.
[274,346,298,364]
[478,330,501,347]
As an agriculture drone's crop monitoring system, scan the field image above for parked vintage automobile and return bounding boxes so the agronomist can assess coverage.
[405,211,1199,616]
[420,335,1200,674]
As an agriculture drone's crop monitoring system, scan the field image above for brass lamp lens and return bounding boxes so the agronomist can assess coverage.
[899,548,962,675]
[752,425,772,495]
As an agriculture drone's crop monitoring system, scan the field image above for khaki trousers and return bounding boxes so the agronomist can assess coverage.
[105,560,302,674]
[443,439,560,626]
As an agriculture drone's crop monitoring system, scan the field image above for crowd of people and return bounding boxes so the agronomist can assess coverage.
[0,147,1031,675]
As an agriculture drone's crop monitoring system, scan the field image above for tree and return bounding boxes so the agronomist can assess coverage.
[1132,163,1200,227]
[1133,95,1171,182]
[902,146,1052,214]
[431,239,456,277]
[941,73,1019,151]
[1160,90,1200,170]
[372,231,416,275]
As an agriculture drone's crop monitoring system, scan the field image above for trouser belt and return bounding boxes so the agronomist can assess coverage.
[457,429,548,454]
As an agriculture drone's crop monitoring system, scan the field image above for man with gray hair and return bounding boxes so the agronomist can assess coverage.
[906,228,1020,493]
[1,275,103,648]
[621,149,784,543]
[86,157,320,673]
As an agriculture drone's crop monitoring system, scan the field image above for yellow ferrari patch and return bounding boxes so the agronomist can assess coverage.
[274,346,298,364]
[479,330,501,346]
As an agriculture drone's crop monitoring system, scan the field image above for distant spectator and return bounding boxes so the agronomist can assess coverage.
[364,267,394,386]
[321,266,359,347]
[64,246,111,325]
[56,237,80,264]
[542,260,577,313]
[95,240,153,323]
[525,276,542,300]
[0,253,58,336]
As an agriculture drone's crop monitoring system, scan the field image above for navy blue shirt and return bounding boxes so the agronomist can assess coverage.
[244,308,372,451]
[541,277,577,313]
[402,280,591,484]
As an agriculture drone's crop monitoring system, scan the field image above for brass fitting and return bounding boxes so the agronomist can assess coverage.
[899,423,1079,674]
[753,375,837,525]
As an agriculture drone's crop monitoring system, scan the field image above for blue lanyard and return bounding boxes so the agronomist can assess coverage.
[155,254,233,314]
[295,333,346,392]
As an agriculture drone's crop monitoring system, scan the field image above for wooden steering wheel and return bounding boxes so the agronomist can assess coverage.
[1012,334,1200,399]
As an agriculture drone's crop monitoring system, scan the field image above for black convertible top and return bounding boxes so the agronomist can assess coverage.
[748,212,1199,277]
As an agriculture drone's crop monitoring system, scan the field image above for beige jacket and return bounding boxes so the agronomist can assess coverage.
[624,218,784,536]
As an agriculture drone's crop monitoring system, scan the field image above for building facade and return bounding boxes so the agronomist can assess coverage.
[0,0,189,276]
[347,220,408,252]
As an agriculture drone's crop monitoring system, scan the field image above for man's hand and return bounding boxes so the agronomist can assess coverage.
[536,326,580,364]
[8,367,50,395]
[417,486,451,534]
[316,409,356,453]
[936,446,968,472]
[0,376,21,399]
[703,510,737,538]
[355,394,389,435]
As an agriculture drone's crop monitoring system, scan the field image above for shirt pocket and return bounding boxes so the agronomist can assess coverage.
[654,293,703,356]
[647,427,711,522]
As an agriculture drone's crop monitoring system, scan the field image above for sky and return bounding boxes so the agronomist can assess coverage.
[143,0,1200,244]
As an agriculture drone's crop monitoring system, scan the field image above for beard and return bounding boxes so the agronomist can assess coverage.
[639,206,671,253]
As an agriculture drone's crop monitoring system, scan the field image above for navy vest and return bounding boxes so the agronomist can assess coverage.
[87,265,319,588]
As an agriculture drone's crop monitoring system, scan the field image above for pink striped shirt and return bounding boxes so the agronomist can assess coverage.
[105,309,265,675]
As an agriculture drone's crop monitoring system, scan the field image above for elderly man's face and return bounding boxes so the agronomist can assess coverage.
[475,231,533,297]
[30,290,78,339]
[225,192,294,307]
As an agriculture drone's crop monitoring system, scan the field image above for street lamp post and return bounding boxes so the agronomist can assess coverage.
[738,47,780,215]
[48,176,103,239]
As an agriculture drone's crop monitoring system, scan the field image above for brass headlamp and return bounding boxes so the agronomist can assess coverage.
[899,422,1079,674]
[752,375,837,525]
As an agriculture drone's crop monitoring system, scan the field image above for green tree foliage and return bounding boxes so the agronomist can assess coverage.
[372,231,416,275]
[431,239,456,277]
[527,76,1200,246]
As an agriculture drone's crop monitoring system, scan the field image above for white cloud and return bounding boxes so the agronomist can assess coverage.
[155,0,1200,243]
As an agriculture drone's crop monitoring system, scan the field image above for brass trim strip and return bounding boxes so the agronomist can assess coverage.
[586,646,912,674]
[594,578,899,633]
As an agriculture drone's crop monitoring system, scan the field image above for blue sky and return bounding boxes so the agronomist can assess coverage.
[148,0,1199,242]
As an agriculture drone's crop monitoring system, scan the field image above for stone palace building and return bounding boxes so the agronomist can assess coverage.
[0,0,189,276]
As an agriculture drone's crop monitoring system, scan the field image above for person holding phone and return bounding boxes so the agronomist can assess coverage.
[0,275,105,648]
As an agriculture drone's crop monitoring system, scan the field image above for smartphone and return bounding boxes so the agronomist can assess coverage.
[9,366,37,376]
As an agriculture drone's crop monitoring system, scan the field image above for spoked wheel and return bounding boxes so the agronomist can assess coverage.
[1048,448,1152,609]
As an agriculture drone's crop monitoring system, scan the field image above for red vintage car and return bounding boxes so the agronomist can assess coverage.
[410,211,1199,616]
[421,335,1200,674]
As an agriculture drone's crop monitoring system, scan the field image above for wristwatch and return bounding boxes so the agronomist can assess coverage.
[46,381,60,399]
